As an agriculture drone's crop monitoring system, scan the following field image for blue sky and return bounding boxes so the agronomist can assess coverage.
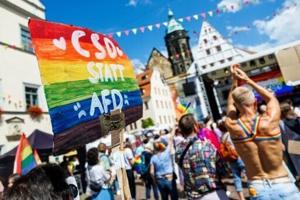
[41,0,300,71]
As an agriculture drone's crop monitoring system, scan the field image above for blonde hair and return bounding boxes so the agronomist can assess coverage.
[232,86,255,106]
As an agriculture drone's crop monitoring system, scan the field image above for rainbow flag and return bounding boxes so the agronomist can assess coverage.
[176,102,191,114]
[28,19,143,153]
[14,134,38,175]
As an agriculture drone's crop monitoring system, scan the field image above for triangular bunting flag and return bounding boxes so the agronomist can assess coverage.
[208,11,213,17]
[116,32,122,37]
[178,18,184,23]
[186,16,192,21]
[147,25,153,31]
[140,26,145,33]
[201,13,206,20]
[124,30,129,36]
[132,28,137,34]
[163,22,168,27]
[155,23,161,29]
[193,14,199,20]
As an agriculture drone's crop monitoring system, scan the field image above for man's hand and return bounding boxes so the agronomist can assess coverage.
[234,68,250,82]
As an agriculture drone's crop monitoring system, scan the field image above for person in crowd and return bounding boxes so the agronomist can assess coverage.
[60,161,80,200]
[7,173,20,188]
[198,115,221,152]
[140,139,159,200]
[280,101,300,179]
[219,121,246,200]
[98,143,111,171]
[176,113,228,200]
[124,141,136,200]
[86,148,113,200]
[0,177,4,200]
[150,133,178,200]
[225,64,300,199]
[5,164,72,200]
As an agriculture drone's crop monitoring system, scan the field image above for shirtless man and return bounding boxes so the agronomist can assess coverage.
[225,65,300,200]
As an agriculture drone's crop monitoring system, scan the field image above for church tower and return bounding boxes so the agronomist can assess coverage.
[165,9,193,76]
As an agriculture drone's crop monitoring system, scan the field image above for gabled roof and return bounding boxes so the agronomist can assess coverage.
[146,48,168,68]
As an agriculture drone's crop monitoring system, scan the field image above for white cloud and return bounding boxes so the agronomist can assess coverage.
[218,0,259,13]
[126,0,152,7]
[236,42,275,52]
[131,58,146,74]
[253,0,300,44]
[127,0,137,7]
[226,25,251,36]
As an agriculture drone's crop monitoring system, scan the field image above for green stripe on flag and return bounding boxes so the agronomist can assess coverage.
[22,154,35,168]
[44,78,139,108]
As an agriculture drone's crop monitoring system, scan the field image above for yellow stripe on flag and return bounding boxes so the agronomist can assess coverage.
[39,59,136,85]
[21,146,33,160]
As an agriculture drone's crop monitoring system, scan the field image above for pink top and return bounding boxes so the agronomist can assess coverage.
[198,128,221,152]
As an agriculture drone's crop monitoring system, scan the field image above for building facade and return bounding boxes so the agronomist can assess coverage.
[130,68,176,132]
[188,21,251,119]
[0,0,52,154]
[146,48,173,79]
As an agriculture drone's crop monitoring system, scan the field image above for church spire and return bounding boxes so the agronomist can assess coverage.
[166,8,184,34]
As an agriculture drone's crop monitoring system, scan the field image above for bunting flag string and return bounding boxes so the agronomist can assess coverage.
[0,2,298,51]
[106,0,260,38]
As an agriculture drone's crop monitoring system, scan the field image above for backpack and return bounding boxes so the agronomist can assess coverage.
[220,134,238,162]
[133,152,150,175]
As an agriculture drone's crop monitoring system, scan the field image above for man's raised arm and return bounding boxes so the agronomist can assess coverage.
[226,65,238,120]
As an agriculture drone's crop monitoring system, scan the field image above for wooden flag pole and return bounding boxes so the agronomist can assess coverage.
[104,109,131,200]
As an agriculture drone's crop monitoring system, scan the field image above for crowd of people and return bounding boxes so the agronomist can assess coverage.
[1,64,300,200]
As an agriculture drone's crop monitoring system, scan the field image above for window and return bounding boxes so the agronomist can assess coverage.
[165,101,168,109]
[259,57,266,65]
[144,101,149,110]
[164,116,167,124]
[203,39,208,44]
[220,60,225,64]
[160,101,164,108]
[268,54,275,60]
[213,35,218,40]
[210,63,214,67]
[134,122,137,129]
[216,45,222,52]
[159,116,162,124]
[206,49,211,55]
[156,100,159,108]
[20,26,33,52]
[25,86,38,108]
[202,65,206,69]
[228,57,233,62]
[250,60,256,67]
[158,88,161,95]
[241,62,247,68]
[168,116,172,123]
[141,75,147,80]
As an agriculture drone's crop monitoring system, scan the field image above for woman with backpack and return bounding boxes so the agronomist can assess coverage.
[86,148,114,200]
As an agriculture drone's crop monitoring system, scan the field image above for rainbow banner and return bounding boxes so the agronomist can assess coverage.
[29,19,142,154]
[14,134,38,175]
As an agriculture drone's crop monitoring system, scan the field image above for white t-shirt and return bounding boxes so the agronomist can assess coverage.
[124,147,134,170]
[86,164,110,194]
[66,176,80,200]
